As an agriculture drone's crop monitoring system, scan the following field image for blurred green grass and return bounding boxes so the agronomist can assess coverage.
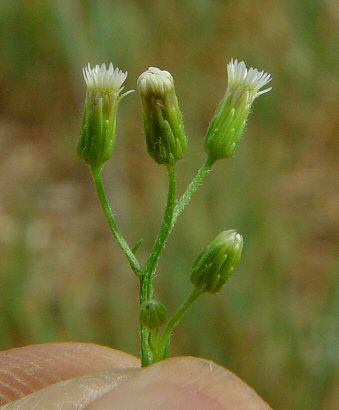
[0,1,338,409]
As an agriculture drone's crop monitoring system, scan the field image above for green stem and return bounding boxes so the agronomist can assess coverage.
[159,287,203,357]
[173,156,215,225]
[92,156,214,366]
[140,165,177,366]
[139,282,153,367]
[91,166,141,275]
[143,165,177,294]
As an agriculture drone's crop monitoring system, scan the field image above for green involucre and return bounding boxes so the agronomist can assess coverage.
[204,91,250,160]
[141,90,187,165]
[190,230,243,293]
[78,91,119,168]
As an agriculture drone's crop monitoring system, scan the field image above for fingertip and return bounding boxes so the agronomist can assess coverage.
[0,342,139,405]
[86,356,272,410]
[3,367,139,409]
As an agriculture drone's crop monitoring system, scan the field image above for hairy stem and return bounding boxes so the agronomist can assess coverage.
[159,287,203,357]
[140,165,177,366]
[143,165,177,296]
[173,156,215,225]
[91,166,141,275]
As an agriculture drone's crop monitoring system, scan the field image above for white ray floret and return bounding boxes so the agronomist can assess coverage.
[227,59,272,100]
[83,63,131,96]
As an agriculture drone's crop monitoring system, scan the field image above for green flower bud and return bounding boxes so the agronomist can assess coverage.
[137,67,187,165]
[78,63,132,168]
[204,59,272,160]
[140,300,167,329]
[191,230,243,294]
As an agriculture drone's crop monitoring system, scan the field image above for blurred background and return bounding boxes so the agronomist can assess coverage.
[0,0,338,408]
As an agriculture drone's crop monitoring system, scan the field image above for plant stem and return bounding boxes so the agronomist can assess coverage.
[139,284,153,367]
[139,158,215,365]
[159,287,203,357]
[173,156,215,225]
[92,156,214,366]
[140,165,177,366]
[143,165,177,297]
[91,166,141,275]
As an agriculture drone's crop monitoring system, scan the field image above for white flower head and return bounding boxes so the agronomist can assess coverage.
[137,67,174,98]
[227,59,272,104]
[83,63,132,97]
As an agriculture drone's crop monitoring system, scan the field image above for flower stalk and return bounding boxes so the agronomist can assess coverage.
[91,167,141,275]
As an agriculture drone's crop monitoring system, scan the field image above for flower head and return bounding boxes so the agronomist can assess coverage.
[191,230,243,294]
[204,59,272,160]
[137,67,174,98]
[137,67,187,165]
[78,63,132,168]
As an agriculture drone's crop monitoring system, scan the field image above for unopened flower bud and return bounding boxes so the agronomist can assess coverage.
[137,67,187,165]
[78,63,132,168]
[191,230,243,294]
[140,300,166,329]
[204,59,272,160]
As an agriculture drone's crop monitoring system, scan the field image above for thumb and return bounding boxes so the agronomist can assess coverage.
[86,357,272,410]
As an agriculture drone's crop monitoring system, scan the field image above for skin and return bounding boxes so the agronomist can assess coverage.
[0,343,272,409]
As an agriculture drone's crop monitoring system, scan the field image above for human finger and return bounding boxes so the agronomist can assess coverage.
[87,356,272,410]
[0,342,139,406]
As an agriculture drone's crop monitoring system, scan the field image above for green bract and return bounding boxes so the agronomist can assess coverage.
[137,67,187,165]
